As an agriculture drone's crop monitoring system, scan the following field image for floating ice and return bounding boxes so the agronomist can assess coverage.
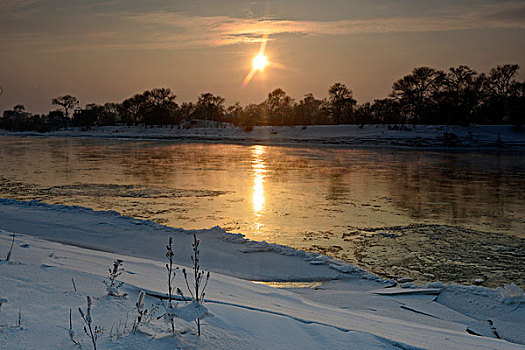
[497,283,525,303]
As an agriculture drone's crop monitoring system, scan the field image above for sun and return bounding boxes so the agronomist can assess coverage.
[252,54,269,71]
[242,35,271,86]
[241,35,286,86]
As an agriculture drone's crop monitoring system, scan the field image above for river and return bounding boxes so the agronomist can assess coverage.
[1,136,523,287]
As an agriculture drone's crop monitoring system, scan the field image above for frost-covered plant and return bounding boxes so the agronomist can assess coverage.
[164,237,177,333]
[144,299,162,325]
[109,317,128,340]
[103,259,126,297]
[182,234,210,336]
[78,296,102,350]
[132,291,147,334]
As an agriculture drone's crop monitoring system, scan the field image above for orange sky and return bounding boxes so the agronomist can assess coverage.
[1,0,524,113]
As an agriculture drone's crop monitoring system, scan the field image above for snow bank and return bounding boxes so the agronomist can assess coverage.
[0,198,378,282]
[1,124,523,148]
[1,229,524,349]
[1,199,525,348]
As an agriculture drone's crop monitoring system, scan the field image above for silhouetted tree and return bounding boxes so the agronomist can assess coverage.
[52,95,79,119]
[328,83,356,124]
[479,64,521,124]
[294,93,330,125]
[391,67,445,124]
[3,64,525,132]
[101,102,120,125]
[1,105,29,130]
[179,102,195,127]
[436,65,484,125]
[240,103,264,128]
[355,102,373,126]
[486,64,520,98]
[194,93,225,126]
[507,81,525,127]
[46,110,67,130]
[120,94,145,126]
[141,88,179,126]
[370,98,403,125]
[265,88,294,125]
[226,102,243,125]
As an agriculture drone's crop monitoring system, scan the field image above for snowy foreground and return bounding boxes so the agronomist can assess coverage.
[0,199,524,349]
[1,124,524,148]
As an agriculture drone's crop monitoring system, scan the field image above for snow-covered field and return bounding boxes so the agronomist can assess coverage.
[1,124,524,148]
[1,199,524,349]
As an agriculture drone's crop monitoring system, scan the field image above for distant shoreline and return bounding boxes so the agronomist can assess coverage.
[1,124,524,149]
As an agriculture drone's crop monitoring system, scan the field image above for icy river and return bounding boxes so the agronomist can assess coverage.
[1,136,524,287]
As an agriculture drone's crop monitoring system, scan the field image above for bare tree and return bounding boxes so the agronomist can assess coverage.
[120,94,145,125]
[52,95,79,119]
[391,67,445,123]
[486,64,520,98]
[195,92,225,129]
[328,83,356,124]
[265,88,294,126]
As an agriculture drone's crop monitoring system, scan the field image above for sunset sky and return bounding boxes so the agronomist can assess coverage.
[1,0,524,113]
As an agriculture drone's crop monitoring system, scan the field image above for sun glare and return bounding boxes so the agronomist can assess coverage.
[242,35,271,86]
[252,54,269,71]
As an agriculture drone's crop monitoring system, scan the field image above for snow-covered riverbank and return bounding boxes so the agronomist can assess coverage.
[1,124,524,148]
[1,199,524,349]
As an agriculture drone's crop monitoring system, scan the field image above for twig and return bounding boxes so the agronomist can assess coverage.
[165,237,176,333]
[78,296,99,350]
[69,308,79,345]
[123,312,129,334]
[6,234,15,261]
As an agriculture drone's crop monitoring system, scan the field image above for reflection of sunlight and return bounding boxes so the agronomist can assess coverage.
[252,145,266,229]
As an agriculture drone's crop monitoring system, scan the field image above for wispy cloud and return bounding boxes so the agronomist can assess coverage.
[125,2,525,49]
[0,0,41,9]
[0,0,41,19]
[2,1,525,52]
[481,4,525,22]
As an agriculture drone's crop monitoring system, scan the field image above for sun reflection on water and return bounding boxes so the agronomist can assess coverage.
[251,145,266,230]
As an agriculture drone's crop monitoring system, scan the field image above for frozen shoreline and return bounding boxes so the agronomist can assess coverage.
[1,199,524,349]
[1,124,525,149]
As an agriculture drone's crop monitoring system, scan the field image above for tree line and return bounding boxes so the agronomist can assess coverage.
[1,64,524,132]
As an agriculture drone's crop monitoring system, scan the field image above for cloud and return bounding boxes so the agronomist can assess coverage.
[2,1,525,52]
[125,2,525,49]
[0,0,41,19]
[1,0,40,7]
[0,0,40,12]
[481,5,525,22]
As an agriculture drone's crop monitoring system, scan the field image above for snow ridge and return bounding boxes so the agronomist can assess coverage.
[0,198,382,282]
